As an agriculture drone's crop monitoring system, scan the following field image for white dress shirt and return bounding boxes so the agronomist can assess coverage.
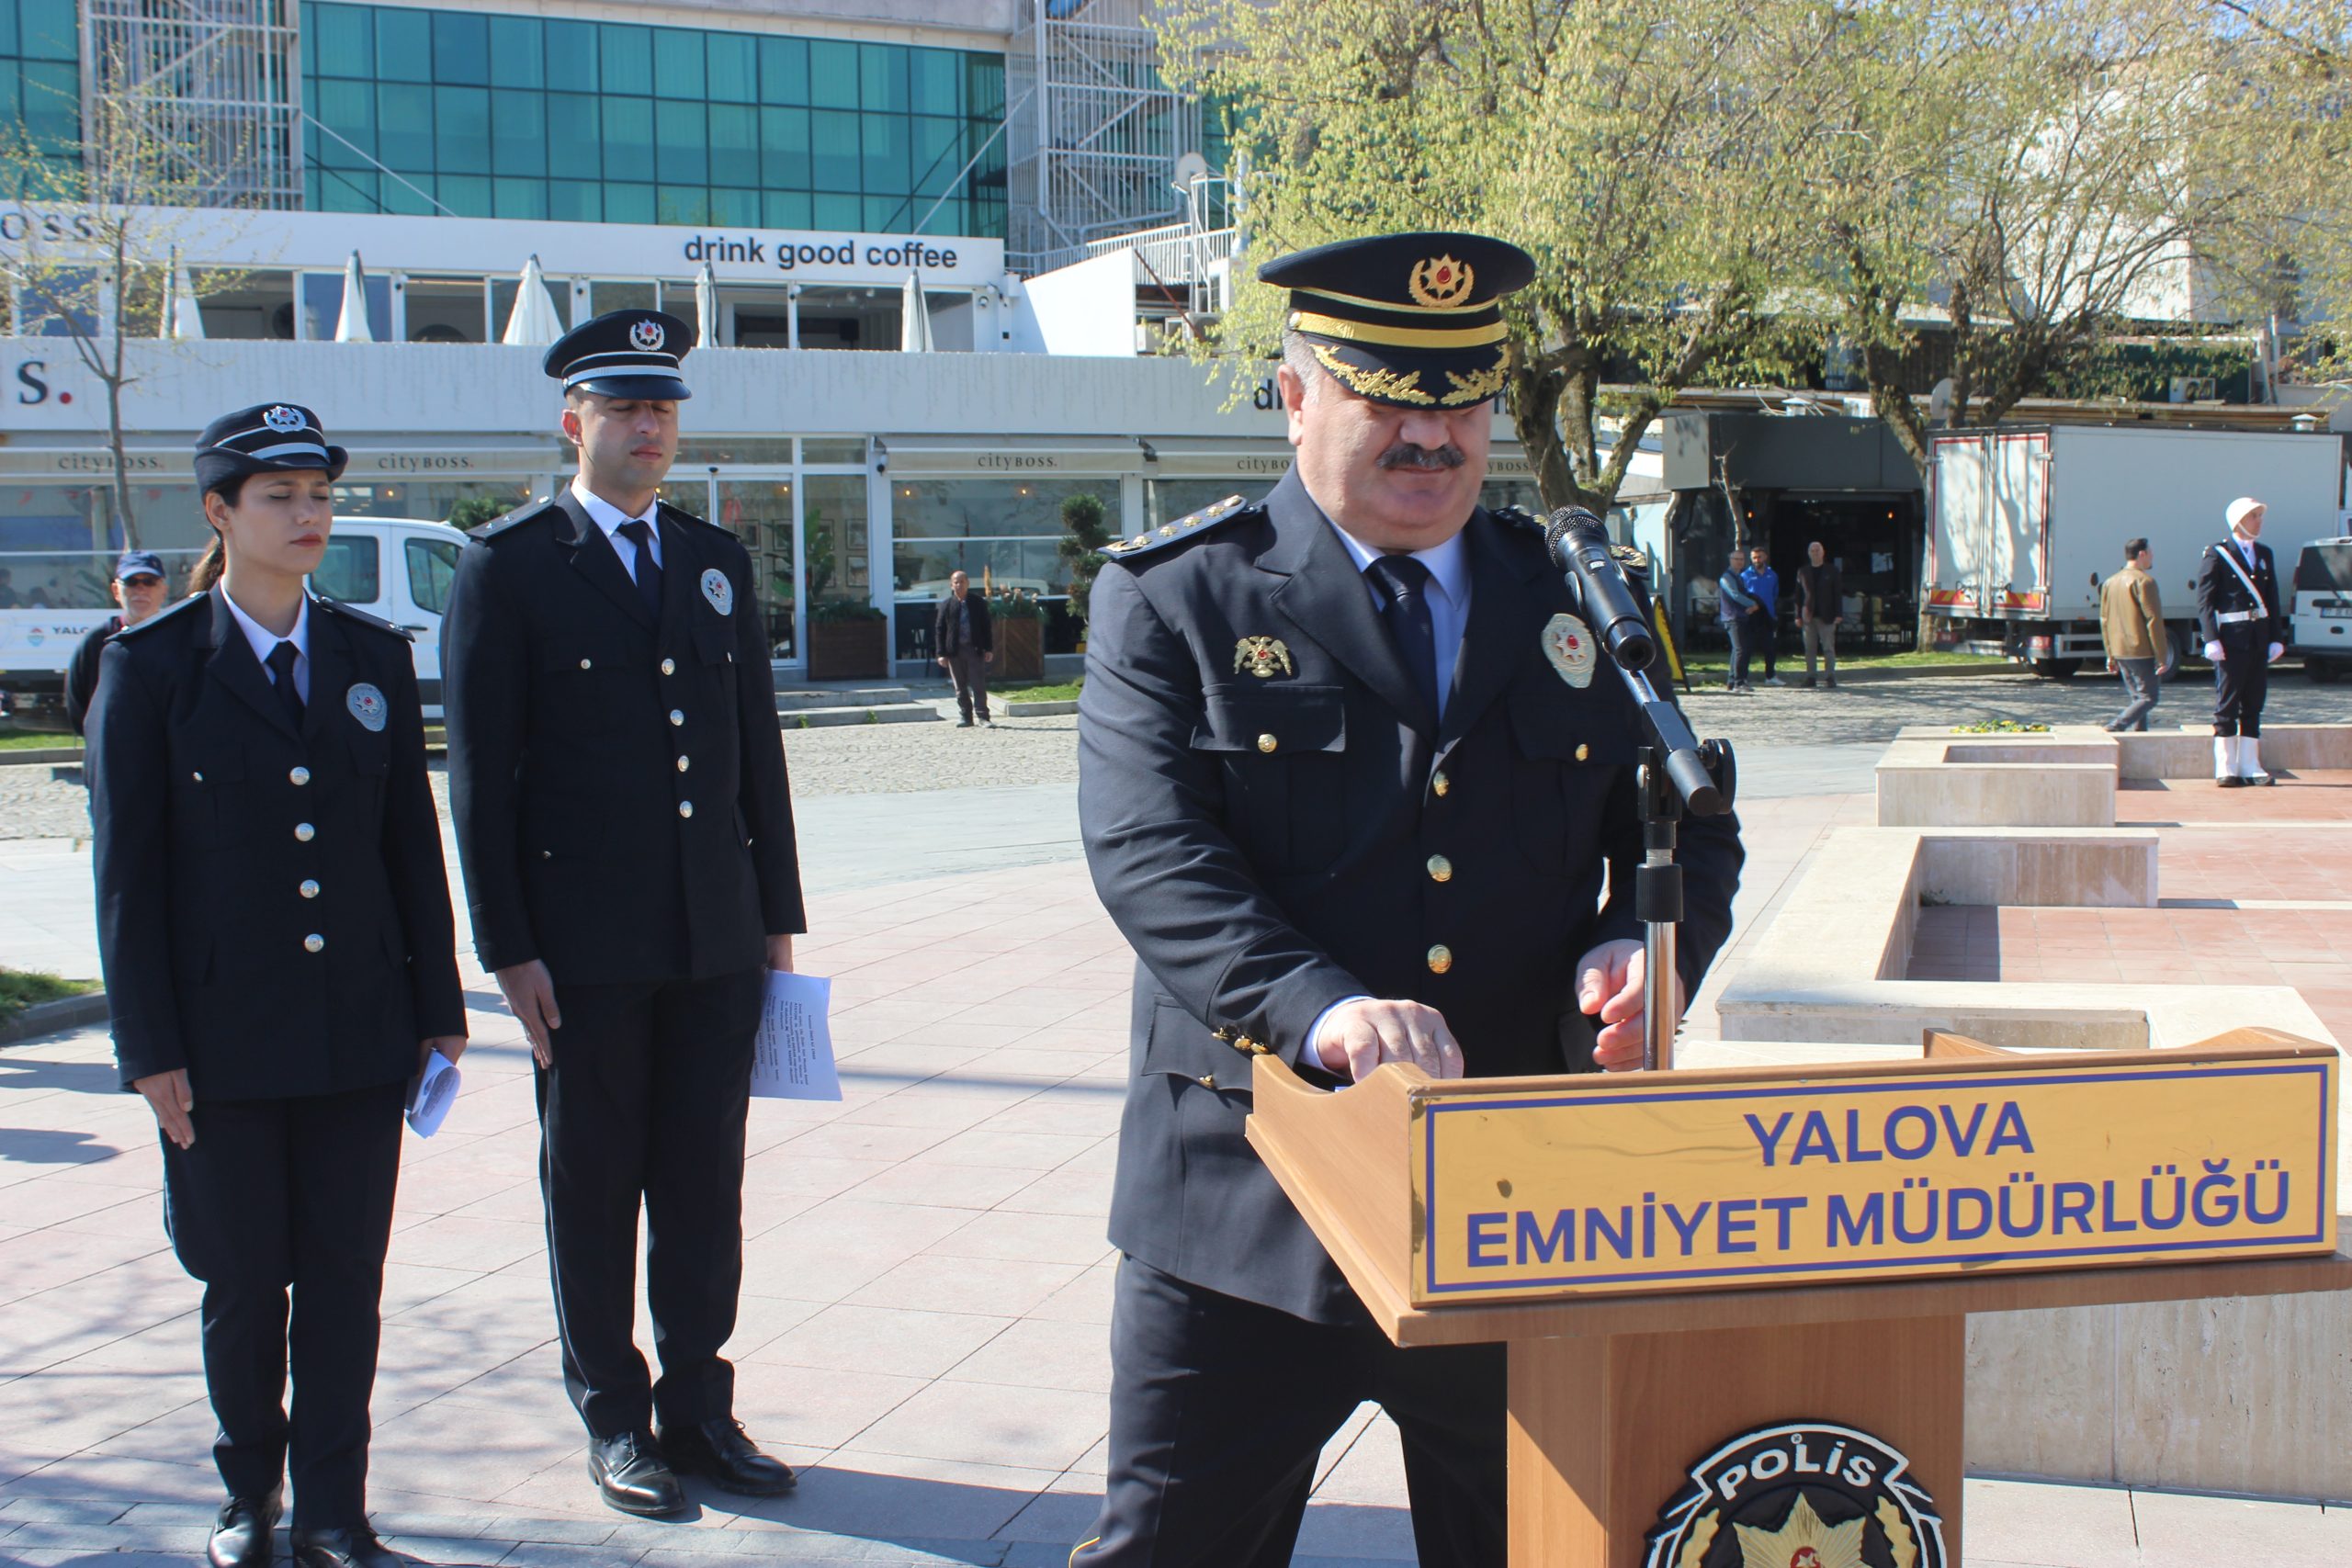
[1323,517,1473,718]
[222,588,311,704]
[572,478,664,581]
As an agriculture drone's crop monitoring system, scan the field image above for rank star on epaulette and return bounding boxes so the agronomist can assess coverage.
[1234,637,1295,679]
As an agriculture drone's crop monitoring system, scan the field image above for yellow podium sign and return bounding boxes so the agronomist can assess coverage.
[1411,1049,2337,1305]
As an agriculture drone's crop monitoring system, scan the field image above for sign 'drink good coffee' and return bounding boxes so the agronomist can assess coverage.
[1645,1421,1946,1568]
[1413,1047,2337,1304]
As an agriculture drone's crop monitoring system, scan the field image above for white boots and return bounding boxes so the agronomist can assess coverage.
[2215,734,2274,787]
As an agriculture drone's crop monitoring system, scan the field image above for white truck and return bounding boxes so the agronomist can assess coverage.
[1924,424,2349,676]
[0,517,467,728]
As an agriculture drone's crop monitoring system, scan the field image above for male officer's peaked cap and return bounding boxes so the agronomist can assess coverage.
[1258,231,1534,411]
[545,309,696,400]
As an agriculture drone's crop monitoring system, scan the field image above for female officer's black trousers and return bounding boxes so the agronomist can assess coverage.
[160,1081,405,1529]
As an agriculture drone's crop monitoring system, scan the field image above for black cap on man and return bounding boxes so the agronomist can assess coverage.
[1258,231,1535,410]
[543,309,695,400]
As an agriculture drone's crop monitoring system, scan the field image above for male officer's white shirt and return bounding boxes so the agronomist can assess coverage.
[572,477,664,581]
[223,587,311,704]
[1323,516,1473,716]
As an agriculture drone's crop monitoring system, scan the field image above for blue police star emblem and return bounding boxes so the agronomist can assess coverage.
[630,318,666,351]
[700,568,733,615]
[263,405,304,433]
[1645,1422,1945,1568]
[345,682,389,732]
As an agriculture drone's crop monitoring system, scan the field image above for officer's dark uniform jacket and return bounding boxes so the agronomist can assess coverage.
[89,588,466,1099]
[1079,470,1744,1323]
[2194,536,2282,648]
[443,487,804,981]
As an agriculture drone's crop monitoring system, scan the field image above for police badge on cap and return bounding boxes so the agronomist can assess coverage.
[193,402,348,492]
[1258,231,1535,411]
[544,309,695,400]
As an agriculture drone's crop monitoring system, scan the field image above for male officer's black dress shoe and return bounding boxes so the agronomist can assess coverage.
[208,1492,280,1568]
[588,1430,687,1516]
[657,1416,799,1495]
[288,1525,404,1566]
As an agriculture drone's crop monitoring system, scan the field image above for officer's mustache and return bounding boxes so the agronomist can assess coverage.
[1376,442,1466,471]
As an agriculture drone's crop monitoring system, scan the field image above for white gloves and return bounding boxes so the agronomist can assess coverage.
[2204,640,2224,662]
[2267,642,2284,662]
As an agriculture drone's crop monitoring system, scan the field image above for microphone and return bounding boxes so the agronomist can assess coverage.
[1542,507,1656,670]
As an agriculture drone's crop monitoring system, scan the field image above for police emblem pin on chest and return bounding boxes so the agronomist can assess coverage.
[345,682,388,732]
[1234,636,1294,679]
[1542,613,1598,689]
[700,568,733,615]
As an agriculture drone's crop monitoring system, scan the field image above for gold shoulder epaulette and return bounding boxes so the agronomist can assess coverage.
[1101,494,1261,560]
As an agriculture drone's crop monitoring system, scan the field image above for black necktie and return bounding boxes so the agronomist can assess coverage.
[1368,555,1440,722]
[618,518,663,617]
[266,639,304,730]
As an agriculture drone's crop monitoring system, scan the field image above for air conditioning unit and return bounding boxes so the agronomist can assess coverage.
[2169,376,2217,403]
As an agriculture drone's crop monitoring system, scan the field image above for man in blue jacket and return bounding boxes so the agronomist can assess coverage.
[1741,543,1781,684]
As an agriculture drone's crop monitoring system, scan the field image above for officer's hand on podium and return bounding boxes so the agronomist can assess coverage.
[495,961,563,1068]
[1314,998,1464,1082]
[766,934,797,972]
[133,1068,196,1150]
[1577,939,1683,1073]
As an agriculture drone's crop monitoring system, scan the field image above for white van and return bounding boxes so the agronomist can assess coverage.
[2290,535,2352,684]
[0,516,469,728]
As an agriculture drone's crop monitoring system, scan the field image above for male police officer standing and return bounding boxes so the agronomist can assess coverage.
[443,311,806,1515]
[2196,495,2285,787]
[1072,233,1743,1565]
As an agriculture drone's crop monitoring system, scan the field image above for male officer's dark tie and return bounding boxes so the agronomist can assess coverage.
[618,518,663,617]
[1368,554,1440,721]
[266,639,304,730]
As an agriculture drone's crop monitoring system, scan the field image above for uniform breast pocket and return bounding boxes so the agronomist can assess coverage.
[1508,681,1631,872]
[171,750,246,840]
[539,641,634,726]
[693,622,737,692]
[1190,684,1347,875]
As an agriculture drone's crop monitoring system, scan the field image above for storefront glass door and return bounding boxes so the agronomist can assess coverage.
[799,472,870,612]
[711,474,799,664]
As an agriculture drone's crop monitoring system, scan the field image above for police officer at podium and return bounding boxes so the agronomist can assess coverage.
[89,403,467,1568]
[1072,233,1744,1564]
[2196,495,2285,787]
[442,311,806,1516]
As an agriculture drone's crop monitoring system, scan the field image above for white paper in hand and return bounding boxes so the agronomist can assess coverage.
[752,970,842,1100]
[405,1050,462,1137]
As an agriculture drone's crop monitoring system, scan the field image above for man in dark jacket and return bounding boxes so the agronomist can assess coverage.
[1795,540,1842,689]
[932,569,995,727]
[1716,548,1759,692]
[1071,231,1742,1566]
[63,549,170,734]
[442,310,806,1517]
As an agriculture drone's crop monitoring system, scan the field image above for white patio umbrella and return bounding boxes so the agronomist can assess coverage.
[333,250,373,343]
[169,264,206,340]
[695,261,718,347]
[500,254,563,345]
[899,270,934,352]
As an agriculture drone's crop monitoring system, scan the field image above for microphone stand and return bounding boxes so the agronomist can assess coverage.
[1607,661,1736,1073]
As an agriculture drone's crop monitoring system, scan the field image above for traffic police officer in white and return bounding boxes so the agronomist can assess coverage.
[442,311,807,1516]
[90,403,468,1568]
[2196,495,2286,786]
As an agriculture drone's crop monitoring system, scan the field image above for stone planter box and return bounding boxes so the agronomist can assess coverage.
[808,618,888,680]
[995,617,1044,681]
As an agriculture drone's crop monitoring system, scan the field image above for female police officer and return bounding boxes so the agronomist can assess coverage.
[87,404,466,1568]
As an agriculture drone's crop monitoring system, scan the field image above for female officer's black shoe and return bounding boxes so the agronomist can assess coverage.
[657,1416,798,1495]
[207,1492,280,1568]
[288,1525,403,1566]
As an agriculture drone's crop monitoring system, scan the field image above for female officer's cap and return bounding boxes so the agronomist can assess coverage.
[194,403,348,491]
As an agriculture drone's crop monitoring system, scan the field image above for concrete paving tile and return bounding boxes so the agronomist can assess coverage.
[1961,1478,2141,1568]
[1291,1501,1419,1562]
[846,1255,1084,1318]
[5,1552,200,1566]
[747,1303,1015,1382]
[850,1381,1104,1472]
[1024,1265,1114,1326]
[388,1215,550,1275]
[929,1211,1117,1269]
[915,1129,1105,1172]
[734,1450,1057,1545]
[738,1200,974,1303]
[842,1160,1042,1212]
[942,1318,1110,1394]
[496,1540,650,1567]
[719,1363,930,1451]
[775,1121,960,1166]
[2130,1487,2348,1568]
[992,1167,1114,1220]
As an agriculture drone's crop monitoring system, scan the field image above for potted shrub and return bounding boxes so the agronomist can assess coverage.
[989,588,1046,681]
[807,598,888,680]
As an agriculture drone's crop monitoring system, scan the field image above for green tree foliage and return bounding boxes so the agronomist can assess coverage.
[1056,491,1115,626]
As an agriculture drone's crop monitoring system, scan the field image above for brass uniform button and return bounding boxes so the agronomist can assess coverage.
[678,800,695,818]
[299,879,320,899]
[1197,1074,1217,1090]
[294,822,315,842]
[1426,943,1453,975]
[1211,1027,1234,1042]
[661,658,676,675]
[1432,770,1451,797]
[1426,855,1453,884]
[303,933,324,953]
[289,766,311,786]
[669,709,685,727]
[1257,734,1277,754]
[1575,742,1589,762]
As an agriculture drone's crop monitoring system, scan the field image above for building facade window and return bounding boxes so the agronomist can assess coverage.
[888,476,1114,659]
[300,3,1009,237]
[0,0,79,177]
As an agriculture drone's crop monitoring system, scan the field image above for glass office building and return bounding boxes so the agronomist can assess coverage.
[300,4,1010,237]
[0,0,79,169]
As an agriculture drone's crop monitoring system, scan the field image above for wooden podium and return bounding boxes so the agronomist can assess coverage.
[1245,1031,2352,1568]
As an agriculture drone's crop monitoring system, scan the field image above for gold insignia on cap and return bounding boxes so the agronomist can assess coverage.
[1408,254,1475,309]
[1439,359,1508,407]
[1233,637,1295,680]
[1312,344,1433,406]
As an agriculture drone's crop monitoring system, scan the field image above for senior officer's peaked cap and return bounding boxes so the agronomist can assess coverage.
[545,309,695,400]
[194,402,348,491]
[1259,231,1534,411]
